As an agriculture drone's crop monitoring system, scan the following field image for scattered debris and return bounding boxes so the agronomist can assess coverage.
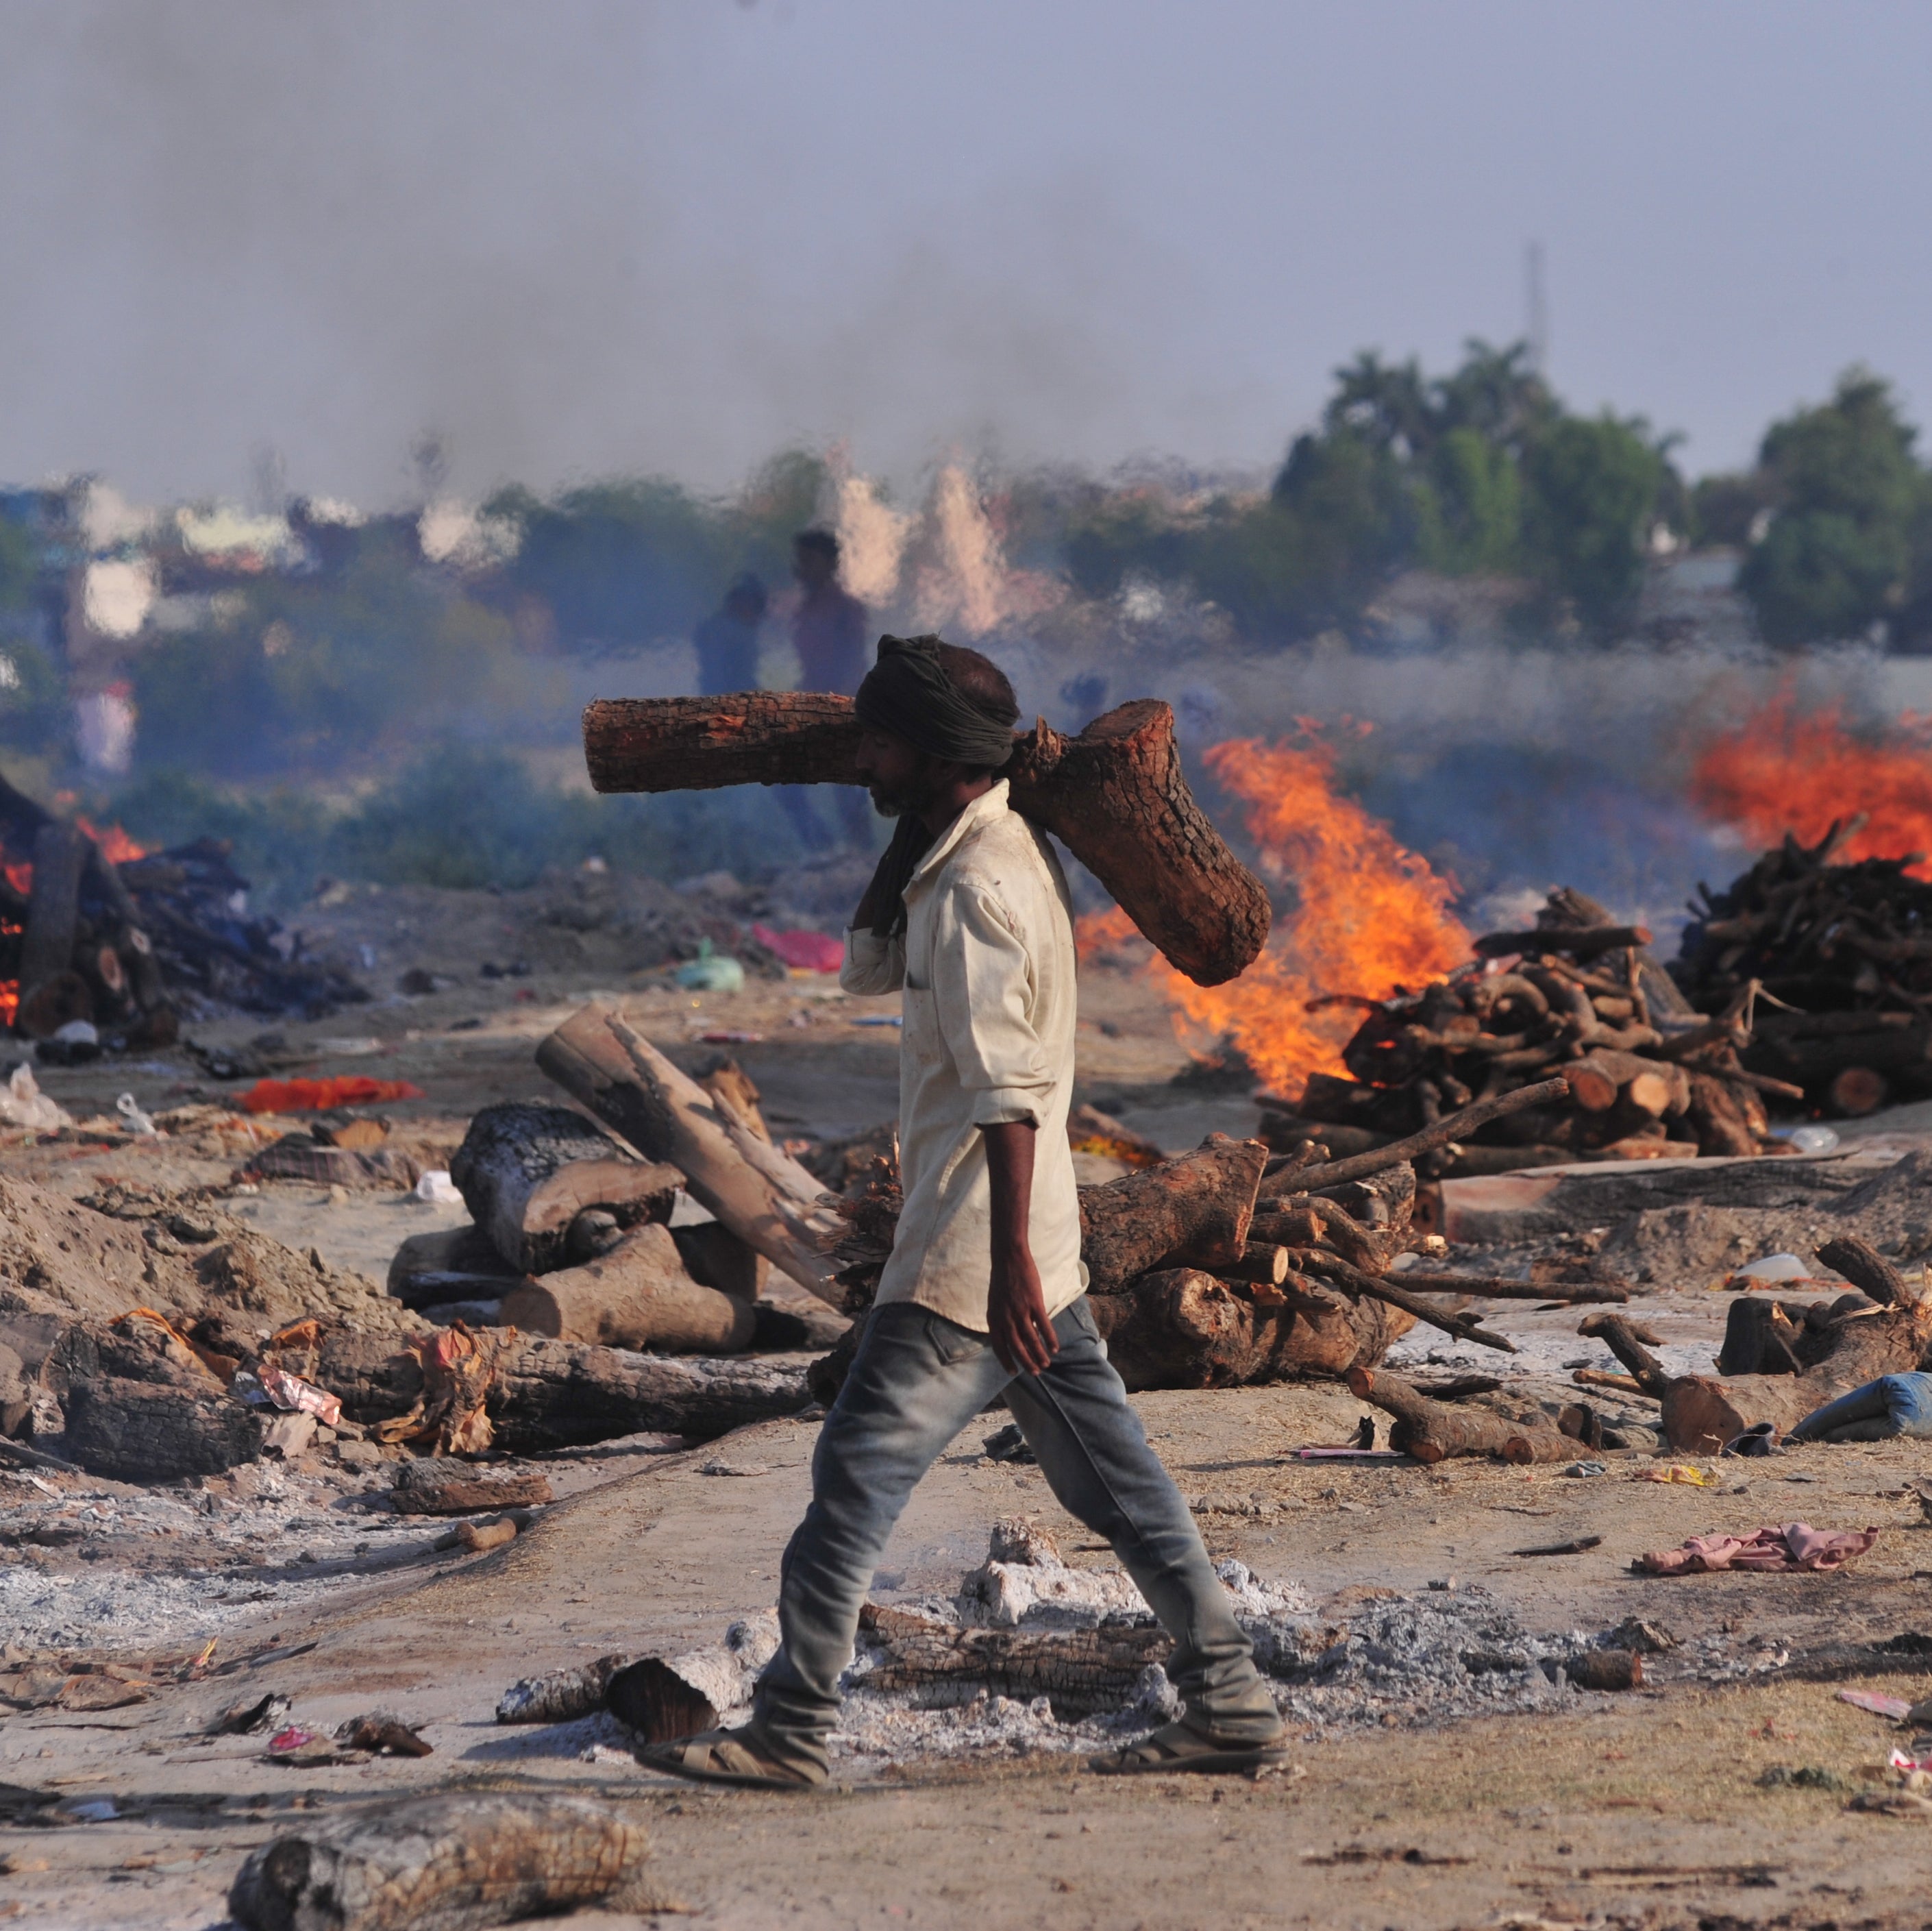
[1636,1523,1881,1575]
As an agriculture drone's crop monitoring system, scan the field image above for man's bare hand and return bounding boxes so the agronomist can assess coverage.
[989,1240,1056,1376]
[982,1119,1056,1376]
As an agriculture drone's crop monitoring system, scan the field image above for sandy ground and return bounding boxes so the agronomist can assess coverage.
[5,945,1932,1928]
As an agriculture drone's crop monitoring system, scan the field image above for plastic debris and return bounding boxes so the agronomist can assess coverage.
[673,941,745,994]
[850,1014,902,1027]
[1563,1460,1609,1478]
[257,1364,343,1429]
[1724,1253,1814,1291]
[414,1168,462,1205]
[0,1063,71,1131]
[751,923,845,974]
[1841,1690,1913,1721]
[1771,1125,1840,1155]
[1640,1464,1714,1486]
[116,1092,158,1136]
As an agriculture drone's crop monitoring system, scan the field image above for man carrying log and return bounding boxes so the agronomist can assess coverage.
[645,635,1287,1788]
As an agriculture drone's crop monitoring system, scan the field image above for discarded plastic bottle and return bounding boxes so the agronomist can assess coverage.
[1772,1124,1840,1155]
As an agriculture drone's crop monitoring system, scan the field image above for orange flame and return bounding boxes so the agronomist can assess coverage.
[1692,695,1932,878]
[76,819,151,866]
[0,981,16,1028]
[1145,732,1470,1098]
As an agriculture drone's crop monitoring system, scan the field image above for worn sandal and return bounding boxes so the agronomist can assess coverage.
[639,1726,825,1791]
[1089,1720,1291,1777]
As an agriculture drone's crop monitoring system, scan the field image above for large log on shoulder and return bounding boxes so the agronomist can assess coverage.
[498,1223,756,1353]
[450,1101,682,1275]
[1078,1134,1268,1292]
[580,693,1270,988]
[537,1004,845,1306]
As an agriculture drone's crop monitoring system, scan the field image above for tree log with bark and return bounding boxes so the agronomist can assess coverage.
[1580,1289,1932,1452]
[62,1378,264,1481]
[1346,1367,1572,1464]
[1089,1268,1411,1391]
[499,1223,756,1353]
[312,1329,810,1451]
[449,1103,682,1275]
[537,1004,845,1305]
[1078,1134,1268,1292]
[228,1791,647,1931]
[580,693,1270,987]
[857,1603,1171,1719]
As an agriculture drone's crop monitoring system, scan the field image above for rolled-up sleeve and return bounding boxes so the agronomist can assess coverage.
[841,927,905,995]
[932,886,1050,1126]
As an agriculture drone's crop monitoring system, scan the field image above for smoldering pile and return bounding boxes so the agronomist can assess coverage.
[1259,890,1792,1177]
[495,1518,1635,1772]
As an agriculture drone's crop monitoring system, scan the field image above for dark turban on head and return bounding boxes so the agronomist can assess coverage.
[854,634,1019,770]
[854,635,1019,937]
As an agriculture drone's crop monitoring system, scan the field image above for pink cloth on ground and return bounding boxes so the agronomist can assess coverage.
[1636,1522,1881,1576]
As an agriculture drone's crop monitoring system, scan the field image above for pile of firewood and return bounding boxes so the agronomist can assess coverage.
[1259,891,1793,1174]
[387,1029,842,1362]
[816,1077,1626,1399]
[1674,819,1932,1116]
[0,772,362,1044]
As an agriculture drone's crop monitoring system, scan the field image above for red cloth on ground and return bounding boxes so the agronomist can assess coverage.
[1635,1522,1880,1576]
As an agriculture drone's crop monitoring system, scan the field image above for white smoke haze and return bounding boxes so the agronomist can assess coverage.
[3,1,1929,505]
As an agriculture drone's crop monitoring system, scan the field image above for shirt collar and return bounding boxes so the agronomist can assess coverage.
[906,780,1011,894]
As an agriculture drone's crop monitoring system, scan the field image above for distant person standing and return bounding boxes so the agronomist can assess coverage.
[782,528,871,848]
[693,573,768,696]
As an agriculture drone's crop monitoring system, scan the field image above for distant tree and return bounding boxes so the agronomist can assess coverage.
[1414,427,1522,576]
[0,517,34,611]
[1521,414,1670,631]
[1269,426,1413,619]
[1737,369,1924,645]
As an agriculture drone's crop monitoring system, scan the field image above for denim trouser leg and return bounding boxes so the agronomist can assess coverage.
[1791,1371,1932,1442]
[751,1297,1281,1772]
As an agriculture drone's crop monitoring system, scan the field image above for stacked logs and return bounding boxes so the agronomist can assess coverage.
[388,1038,837,1359]
[1675,819,1932,1118]
[1259,891,1789,1175]
[823,1079,1623,1397]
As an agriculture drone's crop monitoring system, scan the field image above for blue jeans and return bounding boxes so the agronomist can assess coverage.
[750,1296,1283,1774]
[1790,1371,1932,1442]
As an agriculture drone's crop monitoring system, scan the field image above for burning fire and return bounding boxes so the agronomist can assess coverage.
[1692,696,1932,876]
[1082,729,1470,1098]
[1,819,150,897]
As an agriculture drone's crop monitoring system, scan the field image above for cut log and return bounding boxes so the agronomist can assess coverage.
[1345,1367,1572,1464]
[1087,1268,1410,1391]
[15,820,90,1035]
[227,1791,646,1931]
[1390,1272,1629,1304]
[499,1223,756,1353]
[84,841,175,1035]
[1224,1242,1291,1286]
[1273,1078,1571,1192]
[386,1225,527,1312]
[1583,1291,1932,1452]
[536,1005,845,1305]
[63,1378,264,1481]
[312,1329,810,1450]
[449,1102,682,1275]
[670,1220,770,1301]
[1684,1070,1759,1157]
[1298,1254,1518,1353]
[604,1616,779,1745]
[1474,924,1652,961]
[858,1603,1170,1718]
[391,1464,554,1514]
[1816,1233,1923,1308]
[580,693,1271,988]
[1077,1134,1267,1293]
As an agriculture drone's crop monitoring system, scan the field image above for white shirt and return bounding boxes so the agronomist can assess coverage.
[841,780,1085,1332]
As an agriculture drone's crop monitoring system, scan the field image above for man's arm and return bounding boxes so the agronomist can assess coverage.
[983,1119,1057,1375]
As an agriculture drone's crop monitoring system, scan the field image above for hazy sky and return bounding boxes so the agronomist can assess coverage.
[2,0,1928,508]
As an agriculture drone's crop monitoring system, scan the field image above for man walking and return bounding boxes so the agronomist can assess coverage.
[778,528,873,850]
[643,634,1287,1788]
